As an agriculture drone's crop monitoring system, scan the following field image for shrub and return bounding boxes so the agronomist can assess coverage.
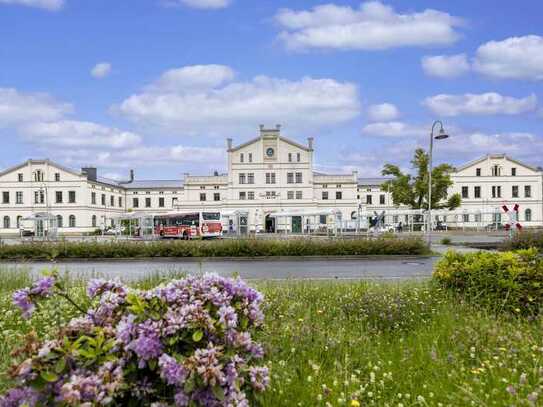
[440,237,452,245]
[0,238,429,260]
[1,273,269,406]
[501,231,543,251]
[433,249,543,315]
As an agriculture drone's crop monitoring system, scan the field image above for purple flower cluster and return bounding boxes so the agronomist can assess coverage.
[12,275,56,319]
[4,273,269,406]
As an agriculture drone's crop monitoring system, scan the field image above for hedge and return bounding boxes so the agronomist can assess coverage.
[0,238,429,260]
[433,249,543,315]
[501,231,543,251]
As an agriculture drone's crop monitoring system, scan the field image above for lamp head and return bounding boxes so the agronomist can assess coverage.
[435,128,449,140]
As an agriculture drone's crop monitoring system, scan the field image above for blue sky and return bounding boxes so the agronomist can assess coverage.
[1,0,542,180]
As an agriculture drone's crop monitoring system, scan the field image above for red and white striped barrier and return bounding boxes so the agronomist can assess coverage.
[502,204,522,231]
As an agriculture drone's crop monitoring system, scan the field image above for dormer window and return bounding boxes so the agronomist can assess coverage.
[297,153,301,162]
[476,168,481,177]
[240,153,244,163]
[511,167,517,176]
[248,153,252,163]
[288,153,292,162]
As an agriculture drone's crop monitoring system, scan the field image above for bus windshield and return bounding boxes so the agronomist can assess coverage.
[202,212,220,221]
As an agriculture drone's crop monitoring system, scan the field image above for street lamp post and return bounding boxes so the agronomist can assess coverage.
[427,121,449,246]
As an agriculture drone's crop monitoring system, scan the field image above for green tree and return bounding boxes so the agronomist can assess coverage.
[381,148,461,210]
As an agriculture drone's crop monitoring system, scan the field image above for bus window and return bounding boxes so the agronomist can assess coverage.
[202,212,220,221]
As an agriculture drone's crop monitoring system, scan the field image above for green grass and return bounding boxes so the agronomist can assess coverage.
[0,269,542,406]
[0,237,429,260]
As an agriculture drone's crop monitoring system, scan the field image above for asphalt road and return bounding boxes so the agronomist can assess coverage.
[0,257,438,281]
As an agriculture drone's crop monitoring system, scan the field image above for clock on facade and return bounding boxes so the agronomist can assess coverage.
[266,147,274,157]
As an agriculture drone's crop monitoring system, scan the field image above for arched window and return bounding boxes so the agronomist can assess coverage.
[56,215,63,228]
[16,216,22,229]
[3,216,10,229]
[69,215,76,228]
[92,215,97,228]
[525,209,532,222]
[350,211,357,220]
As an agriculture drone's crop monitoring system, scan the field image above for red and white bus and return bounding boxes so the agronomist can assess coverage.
[154,211,222,239]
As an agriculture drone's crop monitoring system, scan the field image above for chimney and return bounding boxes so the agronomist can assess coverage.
[82,167,97,182]
[227,138,233,150]
[213,170,219,176]
[129,169,134,182]
[307,137,314,150]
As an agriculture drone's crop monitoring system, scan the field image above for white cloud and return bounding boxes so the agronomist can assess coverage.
[473,35,543,80]
[0,88,72,126]
[367,103,399,122]
[116,64,360,133]
[20,120,142,149]
[424,93,537,117]
[275,1,463,51]
[0,0,63,10]
[91,62,112,79]
[362,121,427,137]
[150,65,235,92]
[421,54,470,78]
[168,0,230,9]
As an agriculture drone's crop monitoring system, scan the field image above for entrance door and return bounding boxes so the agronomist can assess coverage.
[291,216,302,233]
[265,215,276,233]
[36,219,44,237]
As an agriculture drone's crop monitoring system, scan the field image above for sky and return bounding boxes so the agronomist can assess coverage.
[1,0,542,181]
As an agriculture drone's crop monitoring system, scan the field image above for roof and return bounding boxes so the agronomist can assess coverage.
[122,180,185,189]
[357,177,392,186]
[95,176,123,187]
[0,159,83,179]
[454,154,542,173]
[229,135,312,152]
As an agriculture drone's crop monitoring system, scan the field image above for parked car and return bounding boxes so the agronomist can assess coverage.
[434,221,448,231]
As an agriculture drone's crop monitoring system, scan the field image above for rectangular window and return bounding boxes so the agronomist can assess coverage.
[146,197,152,207]
[380,194,385,205]
[322,191,328,200]
[91,192,96,205]
[248,191,255,200]
[159,197,165,207]
[172,197,178,207]
[287,173,294,184]
[336,191,342,200]
[240,153,244,163]
[101,194,106,206]
[199,193,206,202]
[55,173,60,182]
[463,214,470,223]
[512,185,519,198]
[239,192,246,200]
[247,173,254,184]
[462,186,469,199]
[133,198,139,208]
[296,191,302,200]
[295,172,302,184]
[492,186,502,198]
[287,191,294,200]
[475,213,482,222]
[1,191,9,204]
[68,191,76,203]
[34,190,44,204]
[118,197,122,207]
[366,195,372,205]
[476,168,481,176]
[319,215,327,224]
[525,185,532,198]
[16,191,23,204]
[297,153,301,162]
[265,172,276,184]
[55,191,63,203]
[110,195,114,207]
[239,173,246,184]
[288,153,292,162]
[18,173,23,182]
[491,165,500,177]
[511,167,517,176]
[213,193,220,202]
[248,153,252,163]
[474,186,481,198]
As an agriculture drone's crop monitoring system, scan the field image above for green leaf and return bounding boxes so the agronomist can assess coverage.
[54,358,66,374]
[211,385,225,401]
[40,371,59,383]
[148,359,157,371]
[192,330,204,342]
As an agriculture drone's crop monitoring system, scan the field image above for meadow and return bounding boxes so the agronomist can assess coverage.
[0,265,541,406]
